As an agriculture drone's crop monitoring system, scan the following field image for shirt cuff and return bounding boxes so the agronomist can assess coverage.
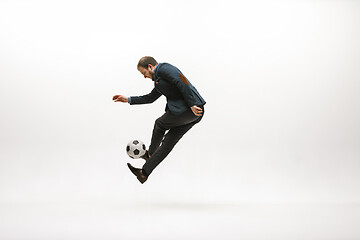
[128,97,132,104]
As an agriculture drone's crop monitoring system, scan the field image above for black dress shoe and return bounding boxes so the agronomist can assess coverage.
[127,163,148,184]
[140,150,150,161]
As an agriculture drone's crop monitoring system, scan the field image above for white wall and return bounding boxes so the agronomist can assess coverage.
[1,0,359,205]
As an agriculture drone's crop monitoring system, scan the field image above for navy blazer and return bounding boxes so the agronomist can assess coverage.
[130,63,206,115]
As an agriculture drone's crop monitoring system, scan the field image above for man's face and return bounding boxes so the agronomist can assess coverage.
[138,65,155,80]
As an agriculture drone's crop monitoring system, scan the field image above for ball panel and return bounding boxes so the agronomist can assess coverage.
[126,139,147,159]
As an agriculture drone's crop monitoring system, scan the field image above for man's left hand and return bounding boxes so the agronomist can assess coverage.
[191,105,203,116]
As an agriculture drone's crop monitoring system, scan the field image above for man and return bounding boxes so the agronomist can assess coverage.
[113,56,206,184]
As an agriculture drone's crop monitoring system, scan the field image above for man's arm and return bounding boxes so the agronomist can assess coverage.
[113,88,162,105]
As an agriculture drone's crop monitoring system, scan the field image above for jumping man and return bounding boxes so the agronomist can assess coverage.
[113,56,206,184]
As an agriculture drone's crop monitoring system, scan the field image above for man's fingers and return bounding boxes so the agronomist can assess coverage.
[192,106,203,116]
[113,95,124,102]
[114,96,128,102]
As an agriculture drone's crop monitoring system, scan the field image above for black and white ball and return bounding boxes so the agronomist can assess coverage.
[126,139,146,159]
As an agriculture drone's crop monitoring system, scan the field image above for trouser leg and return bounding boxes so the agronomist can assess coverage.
[148,120,166,156]
[143,108,203,176]
[143,122,196,176]
[148,109,200,156]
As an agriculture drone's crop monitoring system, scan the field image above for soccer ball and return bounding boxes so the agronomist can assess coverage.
[126,139,146,159]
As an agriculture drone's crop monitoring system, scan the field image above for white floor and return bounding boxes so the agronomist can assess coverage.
[1,201,359,240]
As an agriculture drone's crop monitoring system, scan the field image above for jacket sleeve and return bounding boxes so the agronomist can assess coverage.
[129,88,162,105]
[157,65,197,107]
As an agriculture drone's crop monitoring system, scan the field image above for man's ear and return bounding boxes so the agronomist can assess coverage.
[148,64,154,71]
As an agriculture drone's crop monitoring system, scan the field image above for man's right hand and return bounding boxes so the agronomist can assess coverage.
[113,95,128,103]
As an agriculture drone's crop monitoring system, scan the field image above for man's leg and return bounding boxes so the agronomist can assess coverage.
[147,116,167,157]
[143,108,204,177]
[148,110,200,156]
[142,122,196,177]
[127,108,204,183]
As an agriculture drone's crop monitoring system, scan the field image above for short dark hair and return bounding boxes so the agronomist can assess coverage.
[137,56,158,69]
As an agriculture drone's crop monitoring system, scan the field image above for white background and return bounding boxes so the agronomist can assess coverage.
[1,0,359,239]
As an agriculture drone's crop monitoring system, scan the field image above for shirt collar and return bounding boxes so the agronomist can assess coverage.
[154,63,161,74]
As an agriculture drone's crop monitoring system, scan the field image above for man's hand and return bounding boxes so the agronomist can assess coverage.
[191,105,203,116]
[113,95,128,103]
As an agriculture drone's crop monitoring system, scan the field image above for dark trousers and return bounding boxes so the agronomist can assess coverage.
[142,107,204,177]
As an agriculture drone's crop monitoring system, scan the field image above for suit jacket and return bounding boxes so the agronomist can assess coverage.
[130,63,206,115]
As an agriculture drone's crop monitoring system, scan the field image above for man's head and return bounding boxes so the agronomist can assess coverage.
[137,56,158,80]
